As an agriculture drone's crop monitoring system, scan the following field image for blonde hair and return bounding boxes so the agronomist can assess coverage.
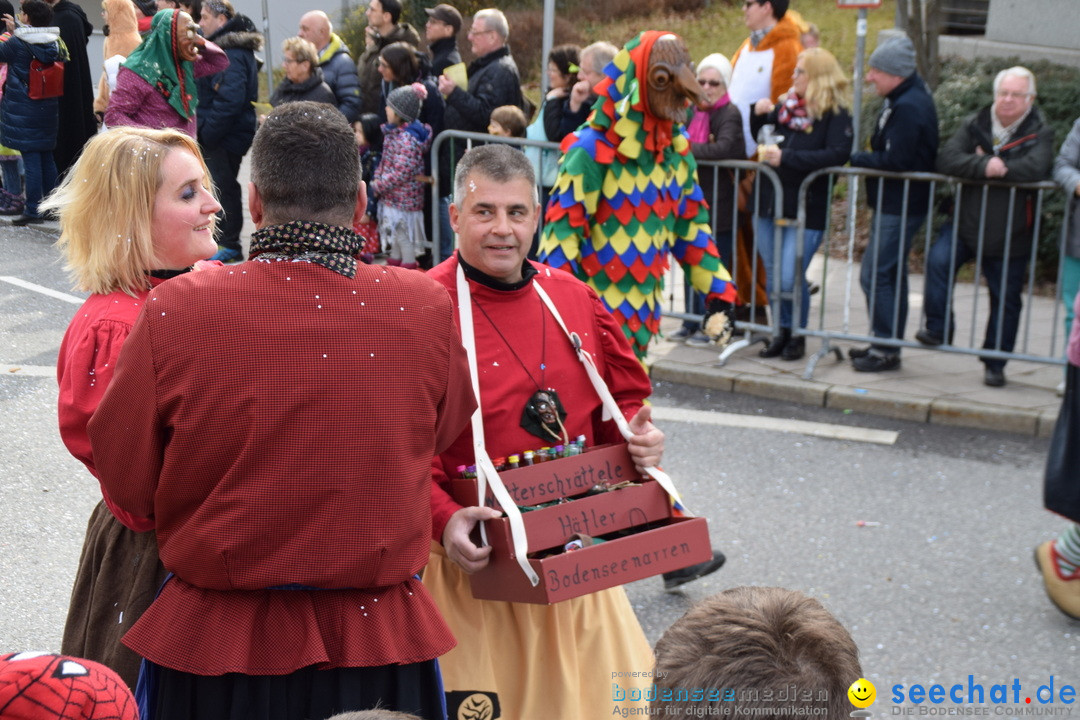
[800,47,850,119]
[41,127,215,296]
[282,35,319,68]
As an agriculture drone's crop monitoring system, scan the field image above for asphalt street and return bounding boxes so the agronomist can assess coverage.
[0,223,1074,717]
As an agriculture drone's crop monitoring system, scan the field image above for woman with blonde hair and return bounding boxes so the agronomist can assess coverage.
[750,47,853,360]
[46,126,221,689]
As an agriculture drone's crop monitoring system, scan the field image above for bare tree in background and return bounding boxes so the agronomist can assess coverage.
[896,0,941,89]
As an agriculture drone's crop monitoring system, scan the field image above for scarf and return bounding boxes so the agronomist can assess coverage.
[777,91,812,133]
[687,93,731,144]
[249,221,364,278]
[991,104,1032,152]
[121,9,196,119]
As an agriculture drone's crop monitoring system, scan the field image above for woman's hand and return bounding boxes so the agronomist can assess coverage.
[762,145,782,167]
[753,98,774,116]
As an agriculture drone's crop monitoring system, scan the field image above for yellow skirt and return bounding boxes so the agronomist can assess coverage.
[425,545,654,720]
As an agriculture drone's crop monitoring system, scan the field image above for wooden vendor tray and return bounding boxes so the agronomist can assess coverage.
[468,515,713,604]
[448,443,636,510]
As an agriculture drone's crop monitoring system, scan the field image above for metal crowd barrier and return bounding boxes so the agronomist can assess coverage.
[679,162,1067,380]
[430,133,1069,382]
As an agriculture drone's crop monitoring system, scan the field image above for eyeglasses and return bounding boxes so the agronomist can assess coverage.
[282,57,299,65]
[996,90,1032,100]
[698,78,723,87]
[467,27,495,37]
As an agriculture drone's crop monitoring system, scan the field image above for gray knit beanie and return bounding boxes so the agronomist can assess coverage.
[868,35,917,78]
[387,83,426,124]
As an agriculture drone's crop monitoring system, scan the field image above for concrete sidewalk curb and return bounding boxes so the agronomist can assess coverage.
[650,359,1058,438]
[3,218,60,235]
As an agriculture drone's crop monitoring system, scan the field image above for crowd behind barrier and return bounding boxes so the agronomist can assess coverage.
[431,131,1070,379]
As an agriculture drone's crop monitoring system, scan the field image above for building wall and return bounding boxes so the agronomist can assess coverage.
[985,0,1079,50]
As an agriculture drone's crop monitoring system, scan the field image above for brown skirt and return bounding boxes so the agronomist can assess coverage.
[60,499,168,691]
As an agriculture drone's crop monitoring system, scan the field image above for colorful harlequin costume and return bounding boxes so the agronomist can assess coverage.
[538,31,737,357]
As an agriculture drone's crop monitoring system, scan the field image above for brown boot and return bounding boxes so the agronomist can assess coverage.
[1035,540,1080,619]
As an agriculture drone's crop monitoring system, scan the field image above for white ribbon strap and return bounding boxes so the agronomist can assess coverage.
[455,264,540,586]
[532,281,687,511]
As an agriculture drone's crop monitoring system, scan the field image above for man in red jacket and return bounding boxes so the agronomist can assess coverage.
[88,101,475,720]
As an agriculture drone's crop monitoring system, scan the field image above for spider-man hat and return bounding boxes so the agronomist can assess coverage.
[0,652,138,720]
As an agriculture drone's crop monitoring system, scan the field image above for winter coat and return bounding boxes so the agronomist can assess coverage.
[691,100,745,233]
[937,105,1054,258]
[51,0,97,173]
[94,0,142,114]
[438,45,523,191]
[379,76,444,153]
[750,102,853,230]
[270,66,337,108]
[428,36,461,78]
[0,26,63,152]
[196,16,263,156]
[371,121,431,212]
[850,73,938,216]
[442,45,523,134]
[317,33,361,123]
[357,22,421,116]
[1053,117,1080,259]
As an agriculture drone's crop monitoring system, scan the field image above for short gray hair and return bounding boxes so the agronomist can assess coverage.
[453,144,537,205]
[473,8,508,42]
[993,66,1036,98]
[581,41,618,75]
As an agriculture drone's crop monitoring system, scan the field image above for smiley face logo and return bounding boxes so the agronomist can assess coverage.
[848,678,876,708]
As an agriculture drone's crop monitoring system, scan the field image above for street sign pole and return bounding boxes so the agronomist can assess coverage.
[838,0,879,331]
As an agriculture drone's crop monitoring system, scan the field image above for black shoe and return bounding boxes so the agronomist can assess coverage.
[662,551,726,590]
[781,335,805,361]
[848,345,872,359]
[984,367,1006,387]
[11,214,44,226]
[915,328,945,346]
[852,352,901,372]
[759,328,791,358]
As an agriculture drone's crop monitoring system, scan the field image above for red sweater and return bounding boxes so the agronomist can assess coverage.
[427,257,653,541]
[57,281,164,532]
[88,258,476,674]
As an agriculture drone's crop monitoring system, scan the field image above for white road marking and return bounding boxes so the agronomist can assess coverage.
[1,365,54,377]
[650,405,898,445]
[0,276,83,304]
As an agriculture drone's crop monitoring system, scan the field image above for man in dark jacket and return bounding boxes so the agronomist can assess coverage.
[357,0,421,116]
[298,10,361,122]
[424,3,461,77]
[918,66,1054,387]
[46,0,97,177]
[433,7,523,260]
[196,0,262,263]
[849,34,938,372]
